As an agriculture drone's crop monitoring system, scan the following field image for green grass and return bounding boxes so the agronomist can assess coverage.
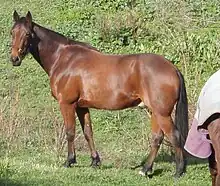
[0,0,220,185]
[0,153,211,186]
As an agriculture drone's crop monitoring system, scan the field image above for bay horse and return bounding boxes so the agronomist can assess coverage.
[10,11,188,177]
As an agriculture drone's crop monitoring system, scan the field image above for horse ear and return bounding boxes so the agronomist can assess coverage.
[26,11,32,27]
[13,10,20,22]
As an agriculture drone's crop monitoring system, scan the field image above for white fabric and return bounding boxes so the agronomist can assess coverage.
[196,69,220,126]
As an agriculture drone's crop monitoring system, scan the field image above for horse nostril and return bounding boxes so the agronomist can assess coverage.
[11,56,19,62]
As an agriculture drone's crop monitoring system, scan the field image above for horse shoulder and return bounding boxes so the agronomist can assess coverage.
[49,66,82,103]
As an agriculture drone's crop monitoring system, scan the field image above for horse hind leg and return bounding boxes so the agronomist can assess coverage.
[152,114,185,178]
[163,115,186,177]
[139,113,164,176]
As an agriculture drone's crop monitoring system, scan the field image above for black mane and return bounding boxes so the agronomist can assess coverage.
[32,21,99,52]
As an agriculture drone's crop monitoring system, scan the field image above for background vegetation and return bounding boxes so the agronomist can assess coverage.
[0,0,219,185]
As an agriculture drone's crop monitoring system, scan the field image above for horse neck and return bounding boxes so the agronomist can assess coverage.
[30,23,65,76]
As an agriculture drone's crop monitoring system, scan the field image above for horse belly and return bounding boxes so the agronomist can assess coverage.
[77,93,141,110]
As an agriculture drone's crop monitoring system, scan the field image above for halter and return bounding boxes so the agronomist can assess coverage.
[17,32,33,57]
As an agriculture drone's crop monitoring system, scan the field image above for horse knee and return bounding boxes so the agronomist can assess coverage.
[66,130,75,141]
[167,128,181,147]
[151,132,164,148]
[155,115,179,145]
[210,167,217,178]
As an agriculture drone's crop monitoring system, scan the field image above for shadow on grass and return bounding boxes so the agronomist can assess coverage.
[0,178,62,186]
[154,151,208,165]
[128,151,208,172]
[148,169,163,178]
[0,178,24,186]
[71,164,115,170]
[0,178,33,186]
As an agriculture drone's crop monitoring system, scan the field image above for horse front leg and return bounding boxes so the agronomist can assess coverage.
[59,102,77,167]
[207,117,220,186]
[208,149,217,186]
[76,107,101,167]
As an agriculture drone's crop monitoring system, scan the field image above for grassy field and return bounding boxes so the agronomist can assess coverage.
[0,0,220,185]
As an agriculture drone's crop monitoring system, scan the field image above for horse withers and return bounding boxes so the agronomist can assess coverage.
[10,11,188,178]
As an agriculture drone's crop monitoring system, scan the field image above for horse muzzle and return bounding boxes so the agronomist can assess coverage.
[11,55,22,66]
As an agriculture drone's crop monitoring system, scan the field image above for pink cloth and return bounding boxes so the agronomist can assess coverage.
[184,118,212,158]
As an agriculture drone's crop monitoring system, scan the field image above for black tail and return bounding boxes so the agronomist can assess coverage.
[175,70,189,149]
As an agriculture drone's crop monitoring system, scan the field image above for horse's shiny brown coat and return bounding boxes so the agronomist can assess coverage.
[10,11,188,177]
[51,51,179,112]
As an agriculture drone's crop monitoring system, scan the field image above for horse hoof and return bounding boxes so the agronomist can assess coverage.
[139,166,153,177]
[174,170,185,179]
[91,152,101,168]
[139,170,146,176]
[174,172,184,179]
[63,157,76,168]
